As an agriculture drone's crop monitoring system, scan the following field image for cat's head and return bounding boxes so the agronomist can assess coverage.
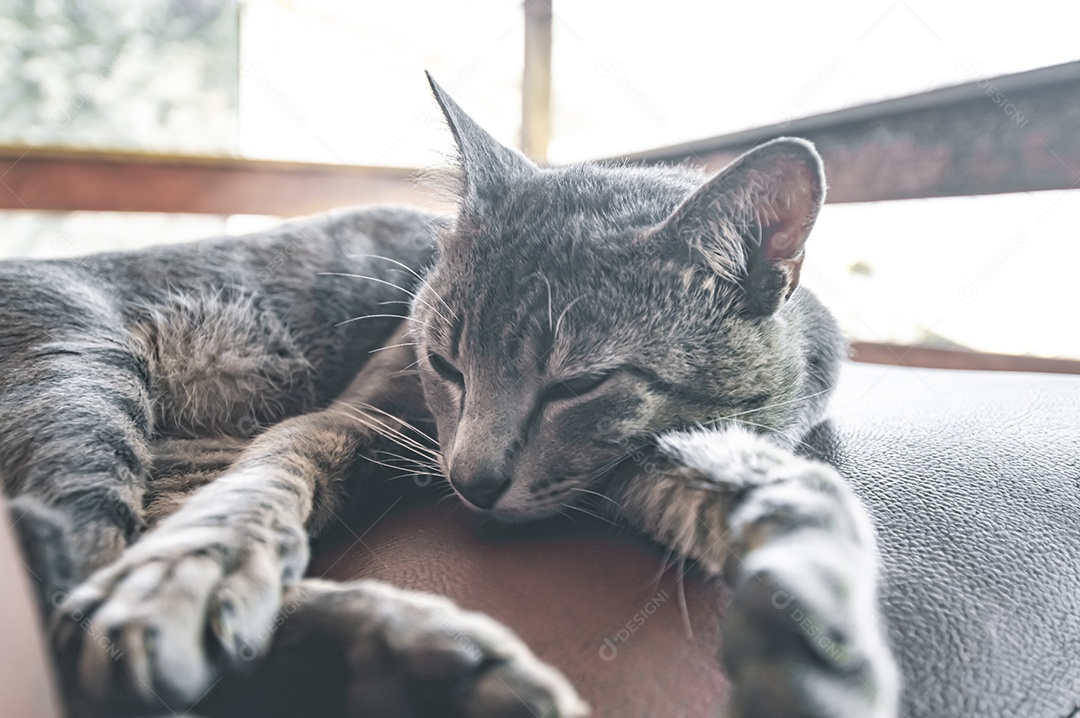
[412,75,834,521]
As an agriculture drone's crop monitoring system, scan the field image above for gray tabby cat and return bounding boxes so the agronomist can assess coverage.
[0,75,898,717]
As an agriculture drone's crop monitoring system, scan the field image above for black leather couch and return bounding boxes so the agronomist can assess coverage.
[819,363,1080,717]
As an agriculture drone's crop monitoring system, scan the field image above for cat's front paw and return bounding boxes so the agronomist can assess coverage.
[291,580,589,718]
[50,519,304,715]
[723,550,897,718]
[621,427,899,717]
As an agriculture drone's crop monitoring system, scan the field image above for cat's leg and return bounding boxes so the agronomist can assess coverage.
[202,579,587,718]
[612,425,898,718]
[53,331,584,717]
[1,336,153,613]
[142,435,252,524]
[51,395,372,715]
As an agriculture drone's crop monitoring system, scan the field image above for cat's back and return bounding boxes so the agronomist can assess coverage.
[2,205,439,297]
[0,205,445,437]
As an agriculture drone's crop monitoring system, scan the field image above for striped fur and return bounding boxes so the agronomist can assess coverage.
[4,206,587,717]
[2,205,442,591]
[410,80,900,717]
[3,79,899,718]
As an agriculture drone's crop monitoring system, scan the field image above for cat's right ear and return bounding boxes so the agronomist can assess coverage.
[652,138,826,316]
[426,72,537,209]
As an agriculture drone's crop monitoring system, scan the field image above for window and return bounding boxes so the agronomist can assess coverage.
[2,0,1077,361]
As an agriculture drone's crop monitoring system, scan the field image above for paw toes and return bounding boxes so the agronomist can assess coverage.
[465,660,584,718]
[412,609,586,718]
[389,624,484,680]
[724,549,898,718]
[208,551,282,664]
[50,549,283,713]
[316,582,588,718]
[51,582,108,666]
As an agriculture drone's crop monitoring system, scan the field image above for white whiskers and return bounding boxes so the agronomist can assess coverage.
[347,253,454,315]
[707,387,831,426]
[319,271,452,326]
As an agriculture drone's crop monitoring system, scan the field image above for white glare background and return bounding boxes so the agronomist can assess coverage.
[4,0,1079,358]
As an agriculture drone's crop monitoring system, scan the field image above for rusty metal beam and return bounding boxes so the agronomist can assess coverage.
[618,61,1080,203]
[0,146,444,216]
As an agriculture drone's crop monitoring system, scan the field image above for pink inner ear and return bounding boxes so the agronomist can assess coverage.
[759,161,819,263]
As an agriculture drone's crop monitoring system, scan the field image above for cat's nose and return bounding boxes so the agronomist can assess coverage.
[451,471,510,510]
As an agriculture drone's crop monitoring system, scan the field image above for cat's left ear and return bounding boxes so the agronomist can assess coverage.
[426,72,537,209]
[655,138,825,316]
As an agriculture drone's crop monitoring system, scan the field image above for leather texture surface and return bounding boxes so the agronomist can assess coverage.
[313,363,1080,718]
[819,363,1080,718]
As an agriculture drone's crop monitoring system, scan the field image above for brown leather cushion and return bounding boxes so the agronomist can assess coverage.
[0,498,63,718]
[308,502,730,718]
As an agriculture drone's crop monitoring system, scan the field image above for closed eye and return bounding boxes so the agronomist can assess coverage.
[428,352,464,385]
[541,372,611,403]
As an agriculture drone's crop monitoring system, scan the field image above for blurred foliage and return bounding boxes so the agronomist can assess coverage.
[0,0,238,153]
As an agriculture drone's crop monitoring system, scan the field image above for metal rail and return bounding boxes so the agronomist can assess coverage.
[0,146,440,216]
[617,61,1080,203]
